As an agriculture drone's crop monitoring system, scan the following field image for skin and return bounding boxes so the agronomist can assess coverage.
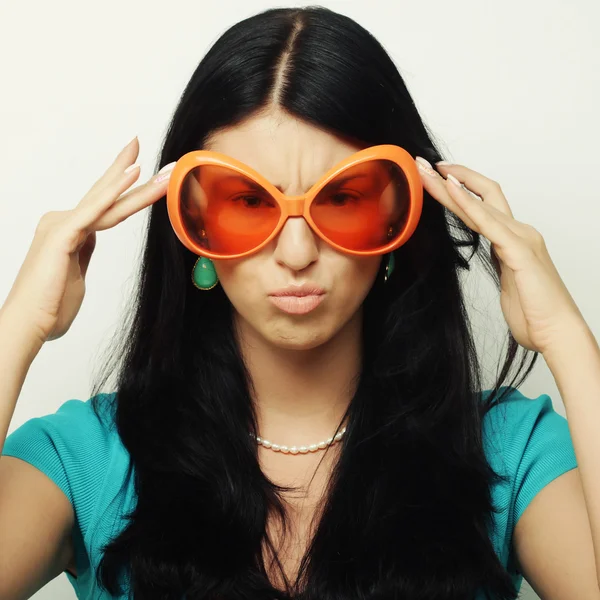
[415,158,600,597]
[203,109,384,585]
[0,112,387,591]
[203,108,382,450]
[4,98,597,596]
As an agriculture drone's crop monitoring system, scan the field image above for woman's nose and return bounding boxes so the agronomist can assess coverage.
[272,216,319,272]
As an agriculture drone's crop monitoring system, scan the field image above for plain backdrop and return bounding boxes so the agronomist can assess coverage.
[1,0,599,598]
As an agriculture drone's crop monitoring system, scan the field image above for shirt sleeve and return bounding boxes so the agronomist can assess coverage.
[509,391,578,527]
[484,387,579,577]
[1,395,117,586]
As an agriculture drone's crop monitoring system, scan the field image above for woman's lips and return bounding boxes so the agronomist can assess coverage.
[268,294,325,315]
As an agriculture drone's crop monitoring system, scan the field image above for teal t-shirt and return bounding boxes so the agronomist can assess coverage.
[1,386,578,599]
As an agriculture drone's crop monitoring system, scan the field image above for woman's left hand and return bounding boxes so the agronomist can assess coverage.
[415,157,587,355]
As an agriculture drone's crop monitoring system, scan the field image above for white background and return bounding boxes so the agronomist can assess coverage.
[1,1,599,598]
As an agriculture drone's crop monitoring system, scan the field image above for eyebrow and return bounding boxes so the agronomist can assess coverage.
[214,173,371,194]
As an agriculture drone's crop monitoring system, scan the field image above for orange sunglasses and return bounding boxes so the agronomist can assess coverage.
[166,144,423,260]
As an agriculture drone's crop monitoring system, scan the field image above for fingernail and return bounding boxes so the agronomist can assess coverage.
[124,163,140,174]
[436,161,452,166]
[154,172,171,184]
[447,173,461,187]
[158,161,177,174]
[415,156,437,176]
[154,162,176,184]
[123,136,138,150]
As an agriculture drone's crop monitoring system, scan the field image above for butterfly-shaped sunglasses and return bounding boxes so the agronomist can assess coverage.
[166,144,423,259]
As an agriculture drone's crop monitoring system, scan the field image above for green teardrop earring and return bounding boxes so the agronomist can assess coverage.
[384,252,395,282]
[192,256,219,290]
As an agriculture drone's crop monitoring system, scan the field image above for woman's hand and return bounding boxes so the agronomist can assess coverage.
[2,137,175,345]
[414,156,588,355]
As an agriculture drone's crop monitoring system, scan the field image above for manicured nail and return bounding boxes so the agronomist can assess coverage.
[447,173,461,187]
[436,161,452,166]
[415,156,437,176]
[154,162,176,183]
[154,173,170,184]
[124,163,140,174]
[158,161,176,174]
[123,136,138,150]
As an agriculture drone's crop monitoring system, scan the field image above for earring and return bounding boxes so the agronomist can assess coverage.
[192,256,219,290]
[384,252,395,282]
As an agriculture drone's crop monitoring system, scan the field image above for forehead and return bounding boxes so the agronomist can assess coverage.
[203,111,363,193]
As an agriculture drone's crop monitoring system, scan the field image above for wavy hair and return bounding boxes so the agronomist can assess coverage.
[89,6,538,599]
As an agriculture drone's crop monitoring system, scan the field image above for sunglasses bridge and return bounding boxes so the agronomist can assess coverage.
[288,195,310,217]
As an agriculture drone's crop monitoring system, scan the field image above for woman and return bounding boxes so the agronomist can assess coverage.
[1,6,599,600]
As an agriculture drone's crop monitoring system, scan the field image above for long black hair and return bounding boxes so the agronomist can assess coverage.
[90,5,538,599]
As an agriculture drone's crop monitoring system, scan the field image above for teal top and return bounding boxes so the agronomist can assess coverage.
[2,386,578,599]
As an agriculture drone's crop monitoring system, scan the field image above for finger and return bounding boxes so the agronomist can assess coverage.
[443,174,534,240]
[76,137,141,211]
[435,163,514,218]
[71,164,144,231]
[445,176,527,251]
[414,158,478,229]
[90,168,174,231]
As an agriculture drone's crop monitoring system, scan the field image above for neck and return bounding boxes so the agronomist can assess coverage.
[235,312,362,446]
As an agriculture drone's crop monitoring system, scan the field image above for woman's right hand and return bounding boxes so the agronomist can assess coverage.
[1,137,176,345]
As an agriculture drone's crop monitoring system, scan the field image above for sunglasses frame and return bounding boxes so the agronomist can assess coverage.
[166,144,423,259]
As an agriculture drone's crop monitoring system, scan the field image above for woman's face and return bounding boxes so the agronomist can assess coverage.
[203,109,382,351]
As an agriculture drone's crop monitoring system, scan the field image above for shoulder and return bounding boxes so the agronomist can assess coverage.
[3,393,121,471]
[480,386,578,576]
[3,392,136,590]
[2,392,133,536]
[481,385,575,482]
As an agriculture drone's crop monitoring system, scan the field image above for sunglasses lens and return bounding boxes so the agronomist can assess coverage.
[179,164,280,256]
[309,159,411,251]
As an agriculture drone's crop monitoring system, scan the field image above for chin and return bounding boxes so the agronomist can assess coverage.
[265,324,335,351]
[235,308,348,352]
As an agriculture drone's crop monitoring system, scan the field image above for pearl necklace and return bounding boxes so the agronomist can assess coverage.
[251,426,347,454]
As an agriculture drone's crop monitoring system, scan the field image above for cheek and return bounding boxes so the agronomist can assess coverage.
[213,259,263,309]
[331,256,381,304]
